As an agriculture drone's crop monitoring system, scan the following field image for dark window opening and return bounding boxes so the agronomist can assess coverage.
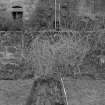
[12,11,23,20]
[53,20,60,31]
[12,6,23,20]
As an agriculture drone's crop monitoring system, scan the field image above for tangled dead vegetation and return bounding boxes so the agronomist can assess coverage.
[27,31,90,77]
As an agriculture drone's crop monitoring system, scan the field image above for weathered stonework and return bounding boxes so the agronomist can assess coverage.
[0,0,38,21]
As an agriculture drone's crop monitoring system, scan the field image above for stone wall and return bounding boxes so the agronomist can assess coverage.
[0,0,38,21]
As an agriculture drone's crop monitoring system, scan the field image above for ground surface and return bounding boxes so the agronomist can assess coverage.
[0,79,33,105]
[64,78,105,105]
[0,78,105,105]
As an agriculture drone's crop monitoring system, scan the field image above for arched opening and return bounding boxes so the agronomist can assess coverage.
[11,6,23,20]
